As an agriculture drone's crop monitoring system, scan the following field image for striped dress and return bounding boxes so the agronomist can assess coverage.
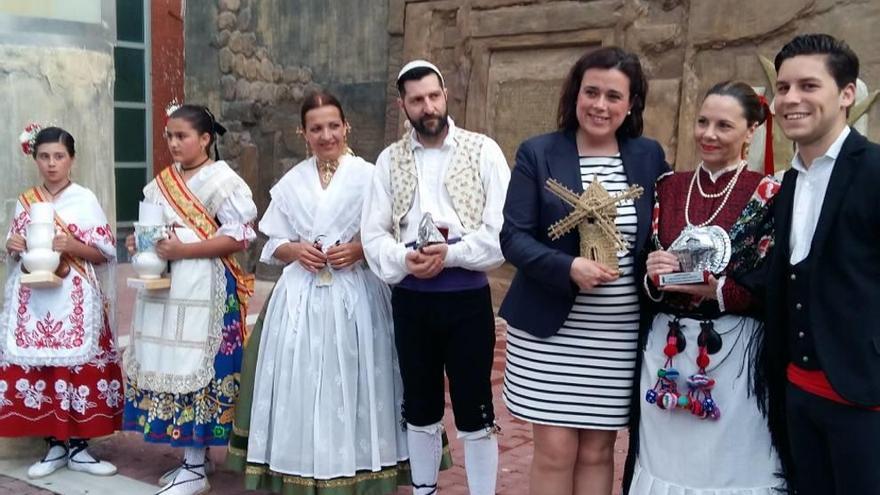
[503,155,641,429]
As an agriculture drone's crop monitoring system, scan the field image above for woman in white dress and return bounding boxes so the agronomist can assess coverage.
[231,92,409,494]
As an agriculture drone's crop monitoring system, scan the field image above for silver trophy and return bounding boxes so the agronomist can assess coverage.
[415,212,447,250]
[658,225,731,285]
[313,235,335,287]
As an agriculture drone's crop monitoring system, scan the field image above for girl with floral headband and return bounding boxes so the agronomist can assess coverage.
[0,125,122,478]
[123,104,257,495]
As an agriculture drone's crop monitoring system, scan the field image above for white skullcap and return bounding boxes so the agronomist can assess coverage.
[397,59,445,86]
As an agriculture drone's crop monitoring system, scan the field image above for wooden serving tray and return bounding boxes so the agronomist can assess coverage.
[126,277,171,290]
[21,271,62,289]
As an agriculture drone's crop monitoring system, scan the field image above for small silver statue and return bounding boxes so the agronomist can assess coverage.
[415,212,447,250]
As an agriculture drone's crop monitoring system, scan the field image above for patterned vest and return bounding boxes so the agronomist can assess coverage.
[389,127,486,241]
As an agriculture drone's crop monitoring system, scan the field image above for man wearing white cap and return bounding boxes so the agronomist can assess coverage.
[362,60,510,494]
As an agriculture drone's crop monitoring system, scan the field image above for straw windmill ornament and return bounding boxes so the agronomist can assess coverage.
[546,177,644,272]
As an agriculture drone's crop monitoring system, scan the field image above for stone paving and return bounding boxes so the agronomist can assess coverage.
[0,476,56,495]
[0,264,631,494]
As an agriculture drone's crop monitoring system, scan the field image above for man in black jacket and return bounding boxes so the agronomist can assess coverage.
[767,33,880,494]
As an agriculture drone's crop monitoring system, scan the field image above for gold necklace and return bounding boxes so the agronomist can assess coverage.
[684,162,746,227]
[317,158,339,186]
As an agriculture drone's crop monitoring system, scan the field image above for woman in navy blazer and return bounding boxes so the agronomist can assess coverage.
[499,47,668,495]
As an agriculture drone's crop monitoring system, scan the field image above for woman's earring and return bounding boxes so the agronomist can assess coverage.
[297,128,311,157]
[344,124,353,154]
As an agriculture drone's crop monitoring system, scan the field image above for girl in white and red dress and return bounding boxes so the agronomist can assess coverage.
[1,126,121,479]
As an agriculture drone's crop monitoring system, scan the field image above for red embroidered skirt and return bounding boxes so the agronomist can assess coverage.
[0,324,123,439]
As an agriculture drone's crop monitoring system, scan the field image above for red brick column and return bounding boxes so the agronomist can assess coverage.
[150,0,184,174]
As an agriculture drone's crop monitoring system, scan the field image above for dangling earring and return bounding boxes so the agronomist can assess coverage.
[297,128,311,157]
[741,141,751,160]
[343,123,353,155]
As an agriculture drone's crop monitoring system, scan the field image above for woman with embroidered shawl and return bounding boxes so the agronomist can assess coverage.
[1,126,121,478]
[123,104,256,495]
[624,81,786,494]
[225,92,410,494]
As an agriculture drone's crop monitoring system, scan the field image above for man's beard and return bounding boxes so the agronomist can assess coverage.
[406,111,449,137]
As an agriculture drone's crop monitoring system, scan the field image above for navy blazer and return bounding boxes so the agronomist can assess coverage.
[499,130,669,337]
[765,129,880,407]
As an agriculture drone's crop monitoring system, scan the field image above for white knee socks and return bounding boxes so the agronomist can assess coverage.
[460,428,498,495]
[407,422,443,495]
[183,447,206,466]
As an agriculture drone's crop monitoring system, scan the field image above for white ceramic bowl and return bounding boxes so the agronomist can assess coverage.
[21,248,60,274]
[132,251,166,279]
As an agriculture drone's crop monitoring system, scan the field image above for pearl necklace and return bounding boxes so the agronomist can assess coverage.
[695,160,745,199]
[685,161,746,227]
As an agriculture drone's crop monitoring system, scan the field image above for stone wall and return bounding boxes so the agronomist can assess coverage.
[185,0,313,273]
[185,0,390,275]
[184,0,880,276]
[391,0,880,170]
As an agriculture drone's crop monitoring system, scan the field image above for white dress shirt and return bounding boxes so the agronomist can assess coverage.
[361,118,511,284]
[789,126,851,265]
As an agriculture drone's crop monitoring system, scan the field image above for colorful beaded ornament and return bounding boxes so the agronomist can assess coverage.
[645,318,723,420]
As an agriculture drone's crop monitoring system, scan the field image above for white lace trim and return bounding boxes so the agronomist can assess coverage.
[123,259,227,394]
[629,461,784,495]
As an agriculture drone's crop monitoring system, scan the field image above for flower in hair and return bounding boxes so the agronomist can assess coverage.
[19,123,42,156]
